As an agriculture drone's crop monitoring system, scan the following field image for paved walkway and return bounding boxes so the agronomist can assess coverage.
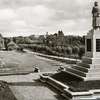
[24,49,80,63]
[0,73,66,100]
[0,73,39,83]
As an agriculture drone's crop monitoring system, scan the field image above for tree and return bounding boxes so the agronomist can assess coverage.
[72,46,79,55]
[66,46,72,57]
[38,35,45,44]
[72,46,79,59]
[78,46,85,59]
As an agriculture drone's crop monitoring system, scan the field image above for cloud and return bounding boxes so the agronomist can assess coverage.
[12,20,27,27]
[0,0,97,37]
[0,8,17,20]
[16,5,55,26]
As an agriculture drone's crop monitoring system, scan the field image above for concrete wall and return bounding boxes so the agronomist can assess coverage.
[85,29,100,58]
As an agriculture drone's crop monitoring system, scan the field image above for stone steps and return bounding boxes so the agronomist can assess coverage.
[60,61,91,81]
[40,74,100,100]
[71,65,89,73]
[66,67,86,77]
[82,57,92,64]
[65,61,100,81]
[64,70,84,81]
[88,68,100,72]
[88,71,100,74]
[77,62,90,68]
[40,75,73,99]
[85,77,100,81]
[87,74,100,77]
[89,65,100,69]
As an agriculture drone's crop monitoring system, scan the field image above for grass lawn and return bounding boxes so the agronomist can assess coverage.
[0,51,68,75]
[0,51,36,74]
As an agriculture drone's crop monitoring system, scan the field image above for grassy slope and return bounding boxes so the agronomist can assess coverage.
[0,51,36,74]
[0,51,67,74]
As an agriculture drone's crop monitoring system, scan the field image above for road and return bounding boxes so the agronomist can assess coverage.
[0,51,67,100]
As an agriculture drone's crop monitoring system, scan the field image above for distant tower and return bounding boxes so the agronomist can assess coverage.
[92,1,100,29]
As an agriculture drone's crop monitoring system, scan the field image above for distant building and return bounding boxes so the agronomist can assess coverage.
[7,39,19,51]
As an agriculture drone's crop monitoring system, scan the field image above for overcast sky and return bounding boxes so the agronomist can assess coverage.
[0,0,99,37]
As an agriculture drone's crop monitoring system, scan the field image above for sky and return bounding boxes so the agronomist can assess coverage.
[0,0,99,37]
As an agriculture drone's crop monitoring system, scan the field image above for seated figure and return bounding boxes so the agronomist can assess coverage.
[33,66,40,73]
[57,66,65,72]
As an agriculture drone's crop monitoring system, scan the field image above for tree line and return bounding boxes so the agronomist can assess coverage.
[3,31,85,59]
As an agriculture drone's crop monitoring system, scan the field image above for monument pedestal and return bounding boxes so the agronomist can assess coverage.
[81,28,100,80]
[40,2,100,99]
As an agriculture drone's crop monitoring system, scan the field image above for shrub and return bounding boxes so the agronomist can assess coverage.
[66,46,72,56]
[72,46,79,55]
[78,46,85,59]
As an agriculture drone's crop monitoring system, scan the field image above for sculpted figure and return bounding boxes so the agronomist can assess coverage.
[92,1,100,29]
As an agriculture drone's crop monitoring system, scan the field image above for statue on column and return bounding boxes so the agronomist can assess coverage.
[92,1,100,29]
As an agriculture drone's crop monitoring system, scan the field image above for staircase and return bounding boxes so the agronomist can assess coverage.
[40,71,100,100]
[40,57,100,99]
[65,61,90,81]
[64,56,100,81]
